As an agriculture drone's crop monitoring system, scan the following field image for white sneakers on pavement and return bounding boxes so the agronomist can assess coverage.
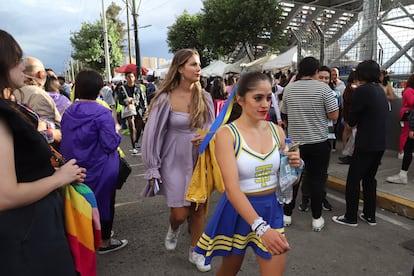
[386,172,408,184]
[165,225,180,251]
[283,215,292,227]
[312,217,325,232]
[189,248,211,272]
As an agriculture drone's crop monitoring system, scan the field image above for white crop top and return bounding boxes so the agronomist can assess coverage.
[226,122,281,194]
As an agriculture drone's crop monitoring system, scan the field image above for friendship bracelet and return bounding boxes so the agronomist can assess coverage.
[251,217,266,232]
[256,224,271,238]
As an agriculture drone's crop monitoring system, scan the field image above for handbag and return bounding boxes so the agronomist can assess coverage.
[121,103,137,119]
[50,145,66,167]
[116,157,132,189]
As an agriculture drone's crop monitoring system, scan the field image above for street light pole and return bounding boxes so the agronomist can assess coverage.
[101,0,112,81]
[126,0,132,64]
[131,0,141,80]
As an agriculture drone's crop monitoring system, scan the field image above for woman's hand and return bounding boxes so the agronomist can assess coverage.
[284,149,301,168]
[149,178,162,186]
[37,120,48,131]
[260,229,290,255]
[54,159,87,187]
[191,132,205,147]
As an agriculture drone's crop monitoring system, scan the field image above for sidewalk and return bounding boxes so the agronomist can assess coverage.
[327,149,414,219]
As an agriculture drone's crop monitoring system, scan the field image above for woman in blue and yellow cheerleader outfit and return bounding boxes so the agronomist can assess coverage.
[195,72,303,275]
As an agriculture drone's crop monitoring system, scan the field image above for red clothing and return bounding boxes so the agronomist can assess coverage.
[399,87,414,152]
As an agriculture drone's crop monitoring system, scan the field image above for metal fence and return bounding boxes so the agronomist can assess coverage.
[287,1,413,92]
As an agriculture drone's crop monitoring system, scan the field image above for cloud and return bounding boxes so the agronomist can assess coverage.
[1,0,202,74]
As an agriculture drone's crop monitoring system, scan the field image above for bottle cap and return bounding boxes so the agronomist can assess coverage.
[285,138,292,144]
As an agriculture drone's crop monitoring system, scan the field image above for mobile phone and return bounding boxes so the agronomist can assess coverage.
[288,143,300,152]
[154,179,160,194]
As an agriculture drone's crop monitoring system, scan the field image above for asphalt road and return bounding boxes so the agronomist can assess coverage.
[97,136,414,276]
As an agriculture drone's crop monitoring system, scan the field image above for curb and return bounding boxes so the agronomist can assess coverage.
[327,176,414,220]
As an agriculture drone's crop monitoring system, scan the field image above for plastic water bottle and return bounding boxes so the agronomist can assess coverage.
[276,138,297,204]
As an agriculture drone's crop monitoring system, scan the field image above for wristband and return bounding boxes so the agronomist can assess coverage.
[251,217,265,232]
[296,159,305,174]
[256,224,271,238]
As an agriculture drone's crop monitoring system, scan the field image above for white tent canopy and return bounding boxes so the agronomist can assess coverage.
[262,46,298,71]
[153,60,171,79]
[242,55,277,72]
[153,67,169,79]
[201,60,229,77]
[224,56,250,74]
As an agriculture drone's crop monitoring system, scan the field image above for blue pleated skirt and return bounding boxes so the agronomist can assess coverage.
[195,192,284,265]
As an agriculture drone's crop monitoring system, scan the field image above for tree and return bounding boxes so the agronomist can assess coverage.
[167,11,216,66]
[70,4,124,75]
[106,2,126,51]
[201,0,286,60]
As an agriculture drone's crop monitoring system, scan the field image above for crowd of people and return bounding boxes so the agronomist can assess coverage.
[1,27,413,275]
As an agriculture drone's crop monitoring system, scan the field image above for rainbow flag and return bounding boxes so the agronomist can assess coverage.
[63,183,101,276]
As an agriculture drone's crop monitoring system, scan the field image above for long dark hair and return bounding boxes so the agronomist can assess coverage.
[0,29,23,96]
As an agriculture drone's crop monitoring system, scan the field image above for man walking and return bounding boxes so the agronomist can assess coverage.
[118,72,147,155]
[282,56,339,231]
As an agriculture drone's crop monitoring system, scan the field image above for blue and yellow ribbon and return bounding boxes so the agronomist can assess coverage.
[199,85,237,153]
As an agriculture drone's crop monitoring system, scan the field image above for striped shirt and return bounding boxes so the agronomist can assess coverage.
[282,79,338,145]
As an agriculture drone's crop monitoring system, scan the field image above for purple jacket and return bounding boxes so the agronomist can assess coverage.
[47,91,71,115]
[60,101,121,220]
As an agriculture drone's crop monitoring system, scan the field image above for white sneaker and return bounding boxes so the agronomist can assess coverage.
[131,148,139,155]
[386,173,408,184]
[398,152,404,159]
[189,248,211,272]
[283,215,292,227]
[165,225,180,251]
[312,217,325,232]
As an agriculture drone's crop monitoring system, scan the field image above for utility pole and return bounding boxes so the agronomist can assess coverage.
[70,59,75,82]
[126,0,132,63]
[101,0,112,81]
[132,0,142,79]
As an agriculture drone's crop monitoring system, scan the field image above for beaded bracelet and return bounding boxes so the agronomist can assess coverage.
[256,224,271,238]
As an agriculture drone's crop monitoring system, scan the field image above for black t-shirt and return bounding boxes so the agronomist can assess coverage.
[125,85,135,98]
[0,100,76,275]
[349,83,388,151]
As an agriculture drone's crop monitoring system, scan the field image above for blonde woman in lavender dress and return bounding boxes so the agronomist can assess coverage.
[141,49,214,272]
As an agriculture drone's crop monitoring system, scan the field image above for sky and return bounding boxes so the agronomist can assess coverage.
[0,0,203,74]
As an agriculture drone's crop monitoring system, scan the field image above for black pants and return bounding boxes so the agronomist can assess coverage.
[283,141,331,219]
[402,137,414,171]
[101,190,116,240]
[345,149,384,221]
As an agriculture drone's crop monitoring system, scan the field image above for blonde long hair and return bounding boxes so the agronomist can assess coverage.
[149,49,210,128]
